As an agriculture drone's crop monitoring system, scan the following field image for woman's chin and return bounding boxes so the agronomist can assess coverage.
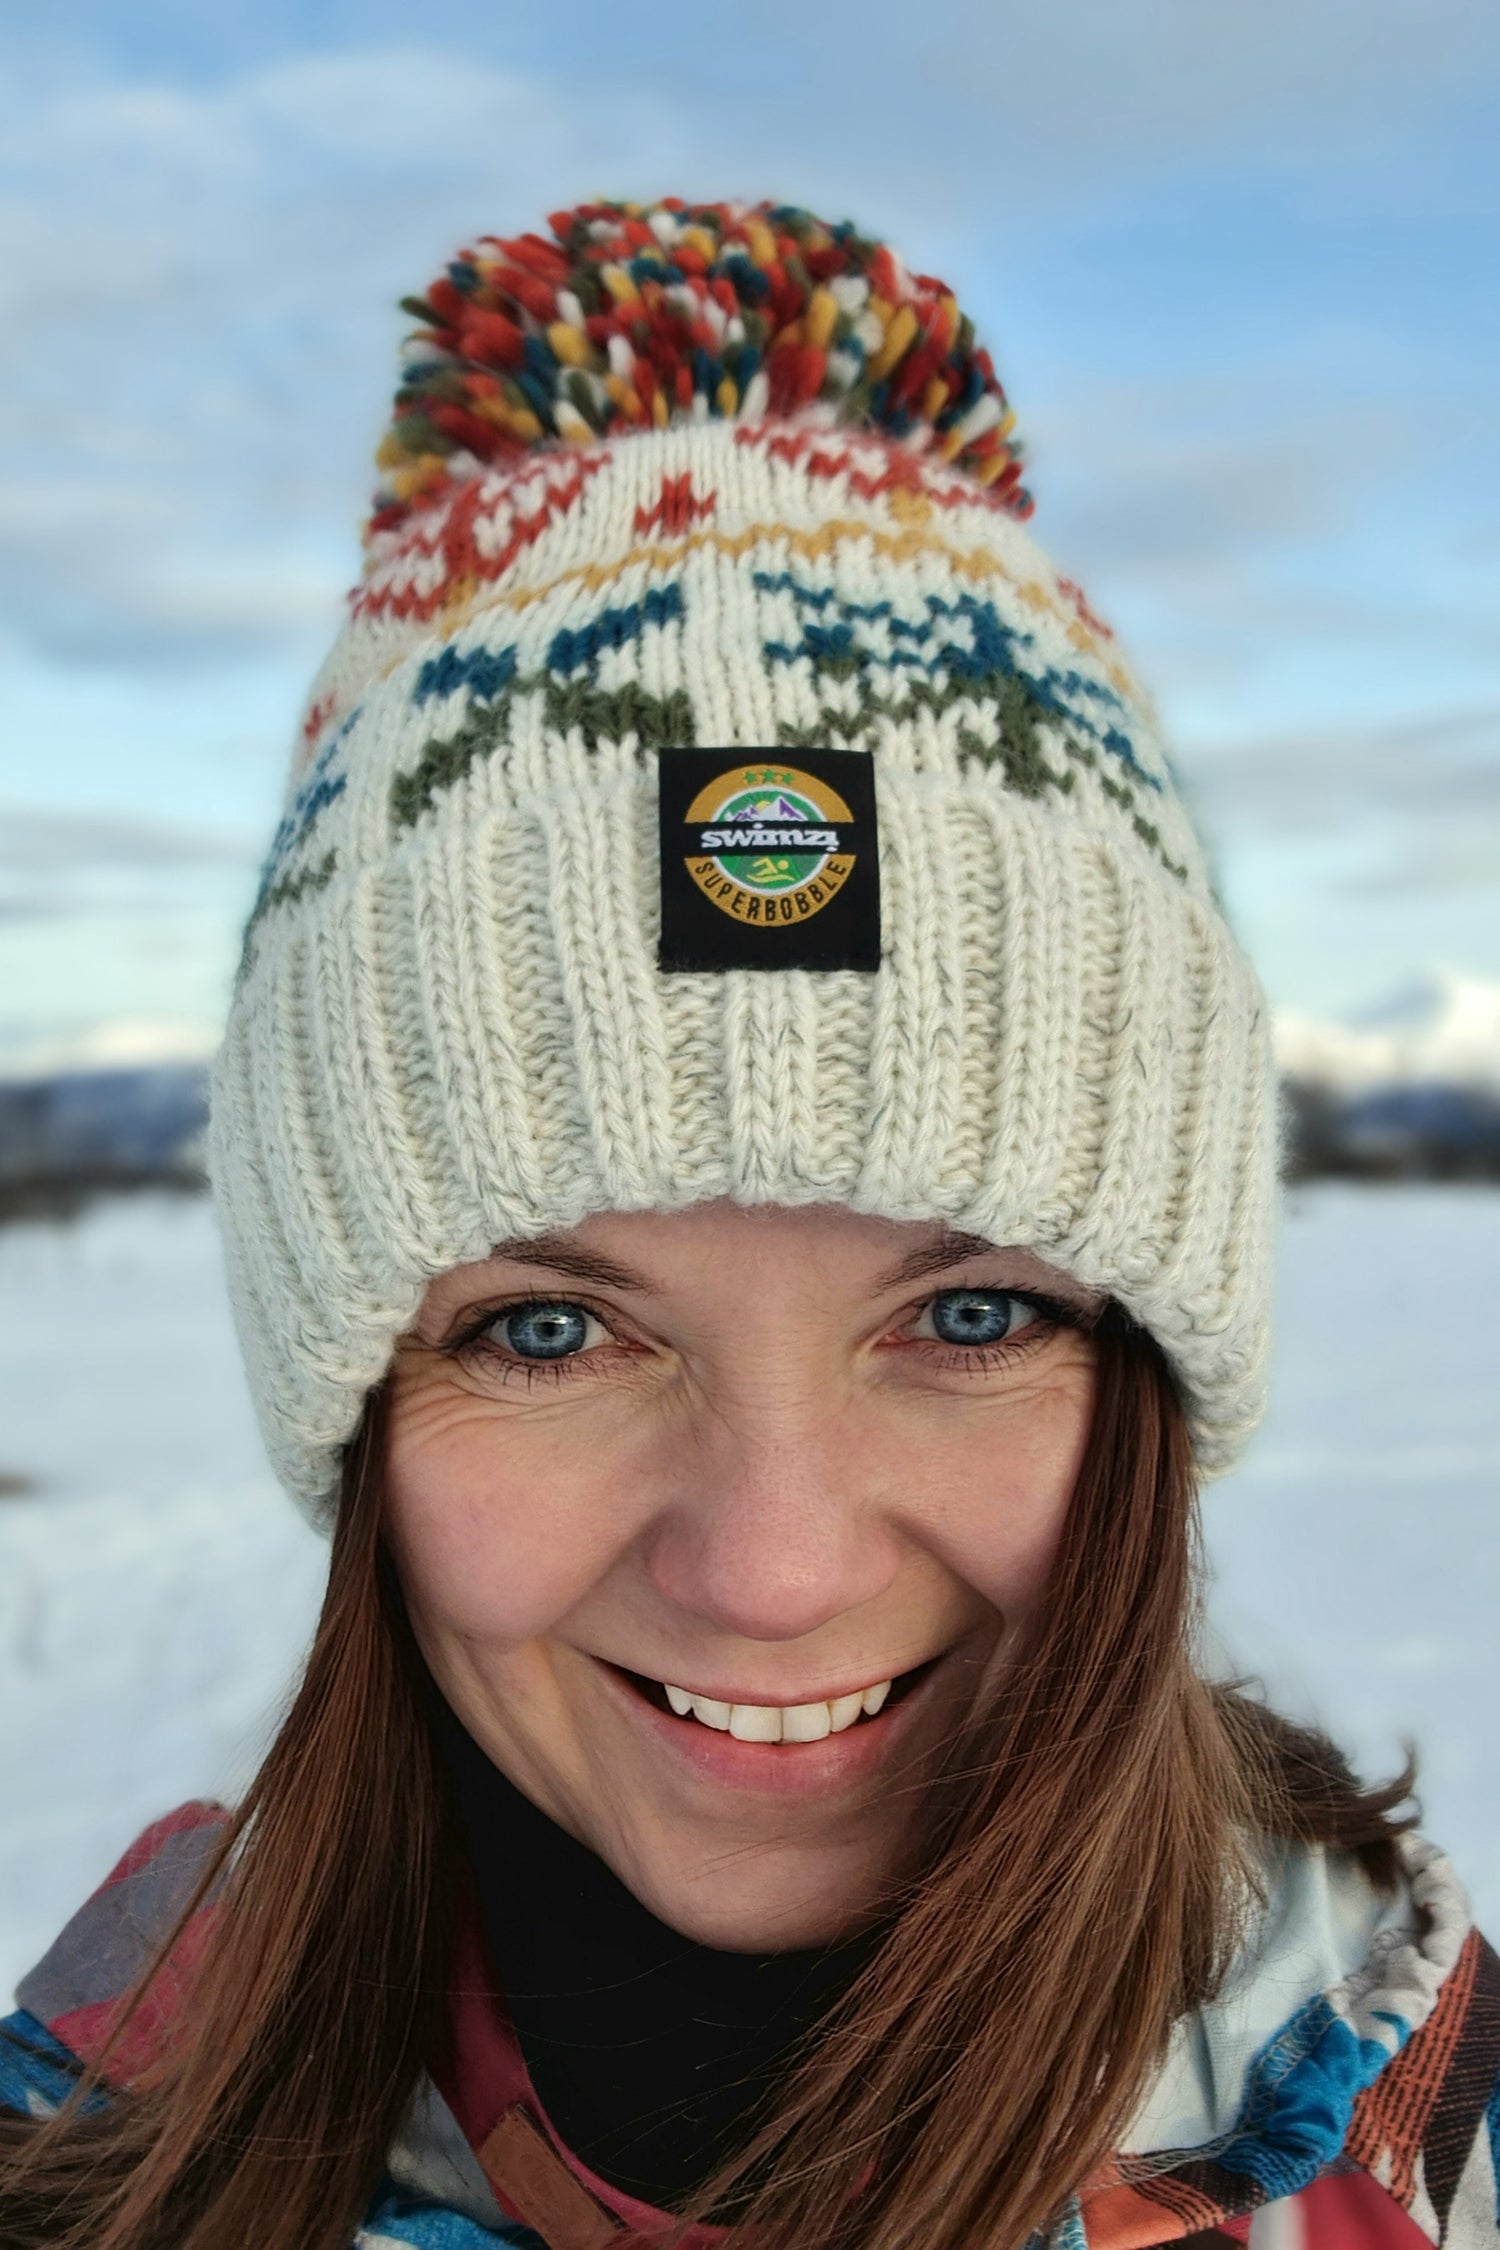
[602,1832,890,1952]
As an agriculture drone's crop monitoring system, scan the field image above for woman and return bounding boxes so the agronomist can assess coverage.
[1,197,1495,2250]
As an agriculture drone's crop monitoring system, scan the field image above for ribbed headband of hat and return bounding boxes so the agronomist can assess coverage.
[210,196,1276,1524]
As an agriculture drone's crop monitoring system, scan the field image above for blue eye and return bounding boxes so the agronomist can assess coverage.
[920,1289,1037,1347]
[496,1302,601,1360]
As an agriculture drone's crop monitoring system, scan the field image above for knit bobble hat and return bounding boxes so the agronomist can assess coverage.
[211,196,1276,1526]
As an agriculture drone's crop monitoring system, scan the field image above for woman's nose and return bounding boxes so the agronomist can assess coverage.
[639,1400,905,1643]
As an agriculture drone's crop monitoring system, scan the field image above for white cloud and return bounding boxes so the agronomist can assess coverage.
[1187,705,1500,900]
[1039,381,1428,569]
[929,0,1500,172]
[0,44,697,660]
[1003,354,1500,736]
[0,802,255,877]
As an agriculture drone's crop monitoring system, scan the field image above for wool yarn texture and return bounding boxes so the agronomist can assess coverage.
[210,197,1277,1524]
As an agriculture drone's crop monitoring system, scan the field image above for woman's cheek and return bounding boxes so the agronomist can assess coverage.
[899,1360,1094,1618]
[384,1389,643,1644]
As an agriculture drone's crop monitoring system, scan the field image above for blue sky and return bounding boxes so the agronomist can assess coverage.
[2,0,1497,1055]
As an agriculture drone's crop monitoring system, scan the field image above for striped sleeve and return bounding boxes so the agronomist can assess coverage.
[1343,1929,1500,2243]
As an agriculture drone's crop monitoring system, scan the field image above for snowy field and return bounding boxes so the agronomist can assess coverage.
[2,1185,1498,2003]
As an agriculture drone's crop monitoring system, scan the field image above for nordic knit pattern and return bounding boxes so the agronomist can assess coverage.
[210,201,1277,1523]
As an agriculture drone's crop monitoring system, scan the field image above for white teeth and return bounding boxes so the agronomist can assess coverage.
[781,1700,833,1742]
[659,1679,897,1742]
[729,1703,783,1742]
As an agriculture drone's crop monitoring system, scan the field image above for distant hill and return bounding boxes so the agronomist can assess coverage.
[0,1022,212,1220]
[1278,971,1500,1181]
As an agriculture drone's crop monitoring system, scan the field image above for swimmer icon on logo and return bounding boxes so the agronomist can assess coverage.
[657,748,881,974]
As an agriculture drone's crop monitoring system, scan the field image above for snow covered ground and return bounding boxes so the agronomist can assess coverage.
[2,1185,1498,2004]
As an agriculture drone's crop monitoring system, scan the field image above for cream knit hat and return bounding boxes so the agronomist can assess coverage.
[210,198,1276,1525]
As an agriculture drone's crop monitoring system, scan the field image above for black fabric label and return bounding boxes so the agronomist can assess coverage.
[656,749,881,973]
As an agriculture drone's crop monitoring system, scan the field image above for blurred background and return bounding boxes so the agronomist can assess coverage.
[2,0,1498,1997]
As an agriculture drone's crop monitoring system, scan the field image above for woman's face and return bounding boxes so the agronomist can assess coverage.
[386,1203,1099,1951]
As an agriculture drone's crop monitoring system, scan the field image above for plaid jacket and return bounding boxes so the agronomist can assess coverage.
[3,1804,1499,2249]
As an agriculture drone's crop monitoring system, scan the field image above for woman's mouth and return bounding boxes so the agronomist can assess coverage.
[614,1661,936,1743]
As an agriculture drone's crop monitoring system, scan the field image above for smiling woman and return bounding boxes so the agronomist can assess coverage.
[387,1211,1101,1954]
[1,196,1496,2250]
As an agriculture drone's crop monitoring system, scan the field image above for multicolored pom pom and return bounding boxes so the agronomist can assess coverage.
[370,198,1032,535]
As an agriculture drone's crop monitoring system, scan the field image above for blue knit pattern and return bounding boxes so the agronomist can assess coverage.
[357,2186,541,2248]
[0,2008,103,2118]
[1210,1992,1411,2203]
[543,583,686,678]
[755,574,1163,787]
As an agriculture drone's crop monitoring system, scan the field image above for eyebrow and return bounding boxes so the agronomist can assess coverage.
[872,1230,1092,1298]
[486,1235,658,1294]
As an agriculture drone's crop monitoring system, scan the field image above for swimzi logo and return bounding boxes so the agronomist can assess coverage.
[685,764,856,925]
[657,748,880,974]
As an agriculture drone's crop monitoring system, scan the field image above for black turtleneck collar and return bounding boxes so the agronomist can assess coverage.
[438,1704,881,2211]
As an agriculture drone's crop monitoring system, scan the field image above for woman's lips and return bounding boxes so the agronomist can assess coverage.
[593,1655,942,1797]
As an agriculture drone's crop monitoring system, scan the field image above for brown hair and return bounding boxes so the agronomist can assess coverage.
[0,1311,1410,2250]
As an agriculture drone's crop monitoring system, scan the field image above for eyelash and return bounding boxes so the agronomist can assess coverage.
[913,1291,1086,1376]
[442,1286,1086,1386]
[443,1292,616,1389]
